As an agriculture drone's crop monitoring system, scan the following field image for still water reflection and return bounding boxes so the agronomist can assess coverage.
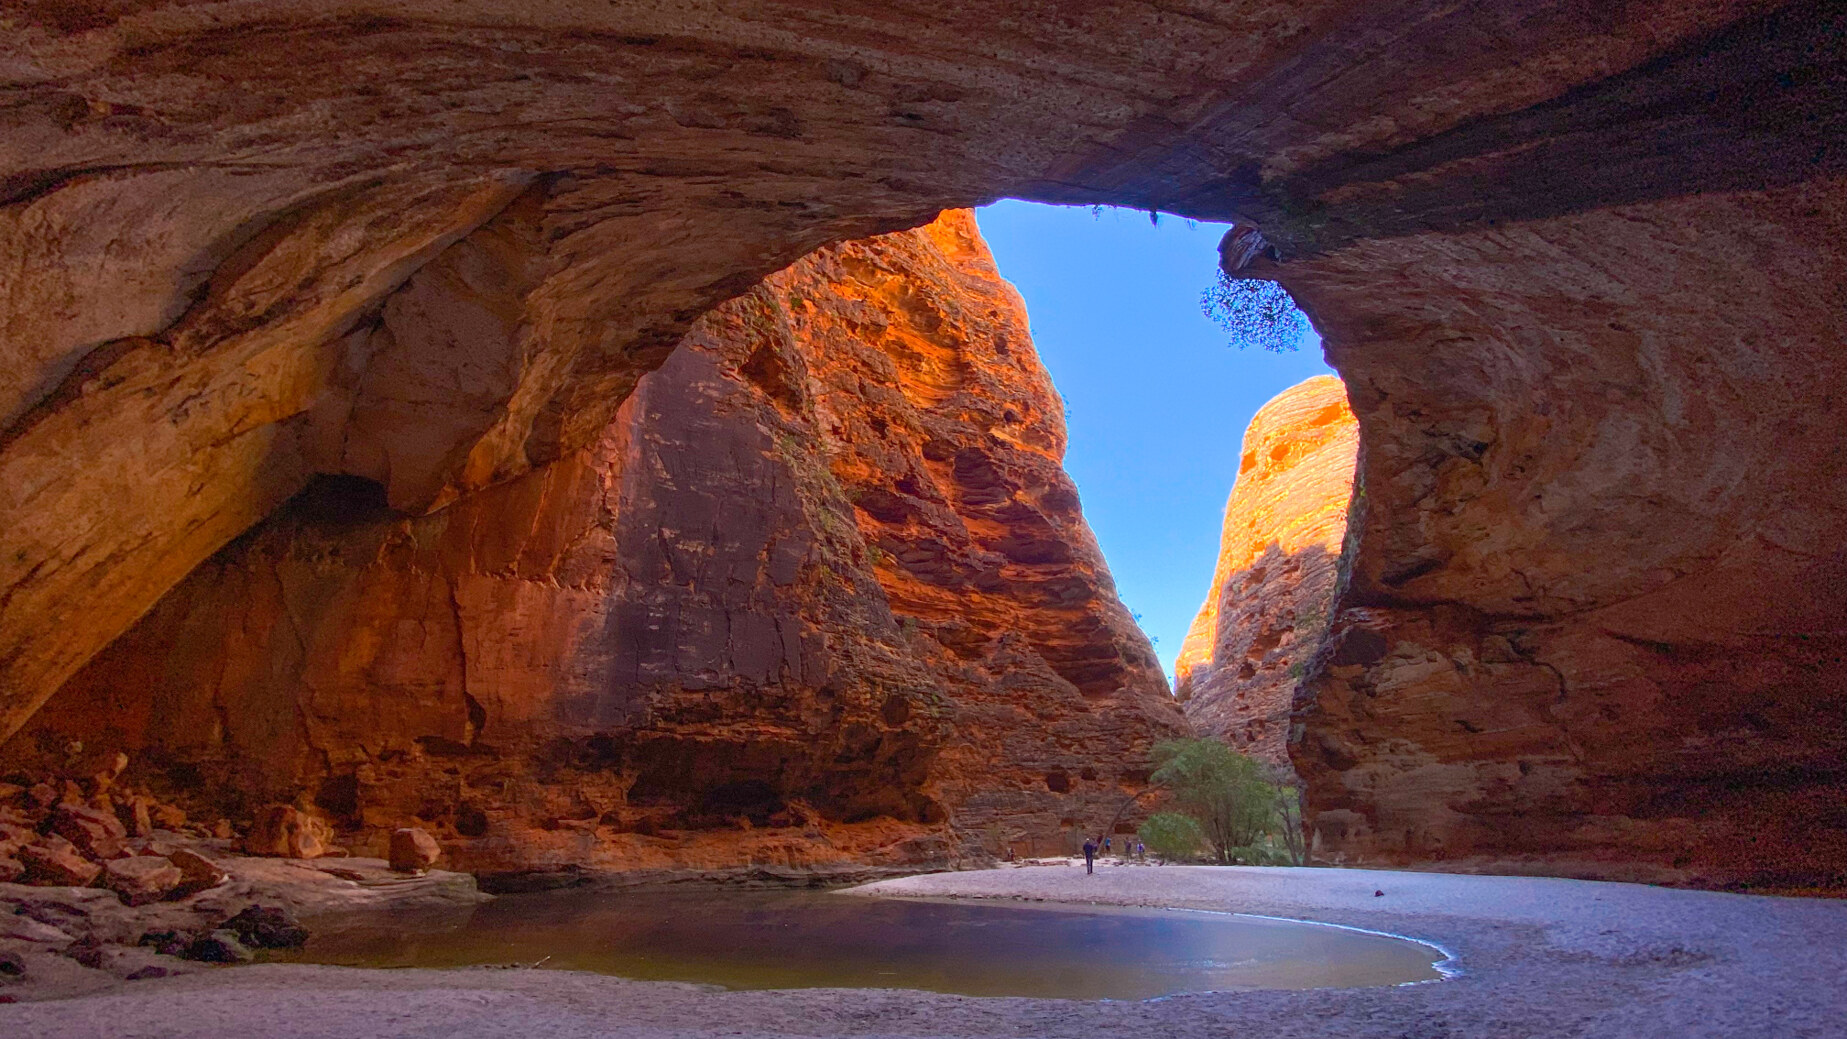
[279,887,1446,1000]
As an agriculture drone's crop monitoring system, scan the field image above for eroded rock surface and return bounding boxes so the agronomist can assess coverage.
[1175,377,1357,764]
[1281,176,1847,889]
[5,213,1180,872]
[2,2,1842,888]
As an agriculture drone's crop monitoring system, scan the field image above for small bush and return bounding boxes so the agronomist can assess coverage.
[1200,272,1310,353]
[1139,811,1206,862]
[1148,738,1307,866]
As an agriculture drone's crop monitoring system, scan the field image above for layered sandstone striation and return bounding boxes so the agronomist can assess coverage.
[2,2,1842,887]
[4,213,1180,872]
[1277,177,1847,888]
[1175,377,1357,764]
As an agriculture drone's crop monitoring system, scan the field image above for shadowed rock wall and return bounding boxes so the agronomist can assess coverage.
[1175,376,1357,765]
[1280,176,1847,889]
[3,213,1181,872]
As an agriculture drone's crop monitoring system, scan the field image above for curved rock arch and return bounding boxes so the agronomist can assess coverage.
[2,1,1842,884]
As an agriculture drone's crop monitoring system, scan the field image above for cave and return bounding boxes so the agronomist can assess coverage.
[0,0,1843,962]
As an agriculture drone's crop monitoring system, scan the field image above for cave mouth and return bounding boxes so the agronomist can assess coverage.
[972,201,1340,683]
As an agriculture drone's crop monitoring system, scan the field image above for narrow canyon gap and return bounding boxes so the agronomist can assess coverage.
[2,1,1843,888]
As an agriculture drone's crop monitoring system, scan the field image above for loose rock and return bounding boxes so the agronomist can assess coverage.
[388,828,441,873]
[222,905,308,950]
[242,806,324,859]
[167,848,229,895]
[114,796,153,838]
[19,838,102,886]
[100,856,183,906]
[48,805,126,860]
[182,929,253,964]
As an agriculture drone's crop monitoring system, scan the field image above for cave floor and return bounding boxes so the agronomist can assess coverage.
[5,864,1843,1038]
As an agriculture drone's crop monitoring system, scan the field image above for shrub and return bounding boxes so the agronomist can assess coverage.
[1138,812,1206,862]
[1150,738,1291,865]
[1199,272,1310,353]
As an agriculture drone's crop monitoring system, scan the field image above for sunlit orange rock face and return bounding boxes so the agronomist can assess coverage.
[1175,376,1357,764]
[4,212,1181,873]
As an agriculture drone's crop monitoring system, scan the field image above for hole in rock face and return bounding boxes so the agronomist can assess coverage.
[314,773,361,822]
[699,780,786,826]
[455,805,489,837]
[289,474,392,526]
[880,694,911,726]
[1044,770,1071,792]
[463,692,487,744]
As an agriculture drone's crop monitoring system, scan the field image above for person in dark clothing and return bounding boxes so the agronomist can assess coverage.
[1082,837,1097,874]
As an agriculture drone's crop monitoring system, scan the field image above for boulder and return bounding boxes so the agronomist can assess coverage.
[241,805,324,859]
[387,827,441,873]
[181,929,253,964]
[101,856,183,906]
[223,905,308,949]
[64,935,107,969]
[115,796,154,838]
[167,848,229,895]
[18,838,101,887]
[49,804,127,859]
[149,803,187,830]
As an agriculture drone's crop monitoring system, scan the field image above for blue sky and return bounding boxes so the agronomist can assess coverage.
[973,201,1333,678]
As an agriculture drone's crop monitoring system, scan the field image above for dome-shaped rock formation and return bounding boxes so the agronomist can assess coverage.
[1176,376,1358,765]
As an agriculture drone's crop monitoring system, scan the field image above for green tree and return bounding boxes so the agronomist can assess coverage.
[1149,738,1283,864]
[1138,811,1205,862]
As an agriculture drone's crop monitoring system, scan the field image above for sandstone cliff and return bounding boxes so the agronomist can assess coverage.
[2,2,1842,889]
[1275,176,1847,889]
[1175,377,1357,765]
[4,213,1181,872]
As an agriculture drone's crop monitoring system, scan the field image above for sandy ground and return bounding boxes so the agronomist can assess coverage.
[4,861,1844,1038]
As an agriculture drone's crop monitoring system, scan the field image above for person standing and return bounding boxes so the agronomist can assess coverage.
[1102,835,1112,860]
[1082,836,1097,874]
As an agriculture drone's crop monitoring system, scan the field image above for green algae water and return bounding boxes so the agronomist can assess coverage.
[278,887,1445,999]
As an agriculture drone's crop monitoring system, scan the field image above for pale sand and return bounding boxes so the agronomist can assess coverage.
[4,863,1843,1038]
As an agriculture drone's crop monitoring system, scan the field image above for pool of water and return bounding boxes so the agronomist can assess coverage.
[275,887,1448,1000]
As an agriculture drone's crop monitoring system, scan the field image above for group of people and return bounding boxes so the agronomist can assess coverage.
[1080,834,1145,874]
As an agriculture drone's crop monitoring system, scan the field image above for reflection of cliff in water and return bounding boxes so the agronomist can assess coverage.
[279,887,1446,998]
